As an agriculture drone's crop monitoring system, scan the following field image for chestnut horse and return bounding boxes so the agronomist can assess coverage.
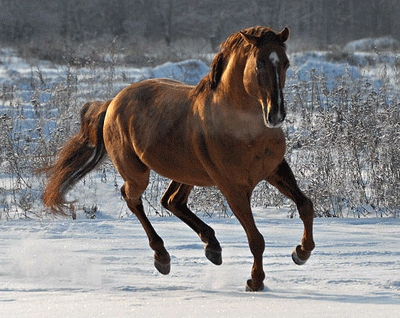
[43,26,315,291]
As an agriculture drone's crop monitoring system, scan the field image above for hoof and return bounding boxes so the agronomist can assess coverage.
[292,245,309,266]
[154,259,171,275]
[245,279,264,292]
[205,246,222,265]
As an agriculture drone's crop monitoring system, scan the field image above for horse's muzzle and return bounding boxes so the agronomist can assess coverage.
[267,109,286,128]
[262,101,286,128]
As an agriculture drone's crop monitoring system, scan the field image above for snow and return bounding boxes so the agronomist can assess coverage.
[145,59,210,86]
[289,58,361,90]
[343,37,400,53]
[1,212,399,317]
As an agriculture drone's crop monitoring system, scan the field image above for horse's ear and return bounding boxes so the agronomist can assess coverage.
[240,32,262,47]
[278,27,290,43]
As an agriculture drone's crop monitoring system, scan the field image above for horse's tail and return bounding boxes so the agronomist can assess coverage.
[42,100,112,213]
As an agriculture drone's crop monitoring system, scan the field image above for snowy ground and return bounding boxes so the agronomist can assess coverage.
[1,210,399,317]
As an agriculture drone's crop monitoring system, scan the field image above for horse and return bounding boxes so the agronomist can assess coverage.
[43,26,315,292]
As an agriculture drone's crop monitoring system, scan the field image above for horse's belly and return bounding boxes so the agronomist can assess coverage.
[139,147,215,187]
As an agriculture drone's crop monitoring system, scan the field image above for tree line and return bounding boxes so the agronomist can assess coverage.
[1,0,399,51]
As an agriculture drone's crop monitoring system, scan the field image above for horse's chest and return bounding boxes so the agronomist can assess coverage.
[218,135,285,172]
[250,139,284,167]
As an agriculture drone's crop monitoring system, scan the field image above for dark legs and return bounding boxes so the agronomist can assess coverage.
[114,151,221,274]
[266,159,315,264]
[111,149,171,275]
[114,154,313,289]
[217,158,314,292]
[121,178,222,275]
[221,188,266,291]
[161,181,222,265]
[121,181,171,275]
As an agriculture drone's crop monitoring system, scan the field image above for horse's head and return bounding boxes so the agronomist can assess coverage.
[241,28,290,128]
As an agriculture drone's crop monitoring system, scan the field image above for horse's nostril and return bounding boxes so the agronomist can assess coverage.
[267,111,285,128]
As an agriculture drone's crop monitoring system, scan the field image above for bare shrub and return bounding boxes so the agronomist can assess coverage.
[283,61,400,217]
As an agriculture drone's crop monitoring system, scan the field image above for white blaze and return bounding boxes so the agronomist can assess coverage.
[269,51,281,106]
[269,51,280,67]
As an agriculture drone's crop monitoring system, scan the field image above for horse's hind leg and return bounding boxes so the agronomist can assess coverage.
[121,181,171,274]
[161,181,222,265]
[121,180,171,274]
[266,159,315,264]
[113,153,171,274]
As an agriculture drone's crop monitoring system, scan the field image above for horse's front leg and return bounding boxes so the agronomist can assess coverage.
[266,159,315,264]
[222,187,265,291]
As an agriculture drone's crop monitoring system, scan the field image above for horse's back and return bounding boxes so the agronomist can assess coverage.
[107,78,193,140]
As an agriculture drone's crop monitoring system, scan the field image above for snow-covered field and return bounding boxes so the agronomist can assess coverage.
[1,210,399,317]
[1,40,400,317]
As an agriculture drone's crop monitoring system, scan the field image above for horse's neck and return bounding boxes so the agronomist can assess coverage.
[214,53,259,112]
[219,54,246,96]
[198,53,266,138]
